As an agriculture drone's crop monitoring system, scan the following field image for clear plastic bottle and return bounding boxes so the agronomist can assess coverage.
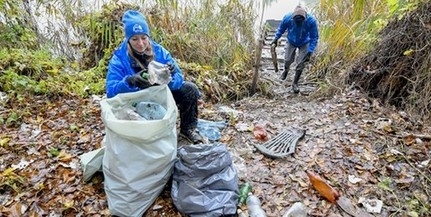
[135,101,167,120]
[145,60,172,85]
[282,202,307,217]
[246,194,266,217]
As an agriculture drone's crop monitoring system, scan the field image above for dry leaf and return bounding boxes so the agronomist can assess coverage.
[402,134,416,146]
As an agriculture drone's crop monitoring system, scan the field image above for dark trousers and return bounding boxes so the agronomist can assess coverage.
[171,81,199,131]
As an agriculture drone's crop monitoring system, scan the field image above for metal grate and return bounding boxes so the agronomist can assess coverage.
[254,128,306,158]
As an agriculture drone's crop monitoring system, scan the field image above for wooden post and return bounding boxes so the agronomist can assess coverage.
[250,38,264,96]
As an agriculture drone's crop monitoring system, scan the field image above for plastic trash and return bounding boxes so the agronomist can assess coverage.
[246,194,266,217]
[283,202,307,217]
[112,105,146,121]
[253,123,268,141]
[238,182,252,205]
[237,208,248,217]
[135,101,167,120]
[145,60,172,85]
[197,119,227,141]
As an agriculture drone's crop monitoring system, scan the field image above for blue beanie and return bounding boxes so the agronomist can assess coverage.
[122,10,150,42]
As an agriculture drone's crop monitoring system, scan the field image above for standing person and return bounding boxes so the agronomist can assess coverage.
[271,3,319,93]
[106,9,204,144]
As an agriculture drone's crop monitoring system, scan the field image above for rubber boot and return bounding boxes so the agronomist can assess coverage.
[292,70,302,93]
[280,66,289,80]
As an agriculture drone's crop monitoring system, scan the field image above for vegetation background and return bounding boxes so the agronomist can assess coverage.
[0,0,428,120]
[0,0,430,216]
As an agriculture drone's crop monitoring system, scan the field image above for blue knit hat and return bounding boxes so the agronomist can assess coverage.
[122,10,150,42]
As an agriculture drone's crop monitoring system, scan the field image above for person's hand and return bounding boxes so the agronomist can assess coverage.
[303,52,312,62]
[126,74,152,89]
[270,38,278,47]
[166,62,175,74]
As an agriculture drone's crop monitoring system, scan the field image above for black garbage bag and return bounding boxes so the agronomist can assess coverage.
[171,143,239,217]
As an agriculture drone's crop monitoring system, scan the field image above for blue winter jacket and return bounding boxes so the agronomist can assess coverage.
[274,12,319,53]
[106,40,184,98]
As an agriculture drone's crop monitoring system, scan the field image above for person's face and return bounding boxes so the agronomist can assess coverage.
[293,15,305,25]
[129,34,150,53]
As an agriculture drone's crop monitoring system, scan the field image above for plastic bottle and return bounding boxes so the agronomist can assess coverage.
[246,194,266,217]
[135,101,167,120]
[145,60,172,85]
[238,182,252,205]
[282,202,307,217]
[237,208,248,217]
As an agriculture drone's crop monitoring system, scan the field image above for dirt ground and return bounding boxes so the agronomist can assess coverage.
[1,29,430,217]
[171,40,431,216]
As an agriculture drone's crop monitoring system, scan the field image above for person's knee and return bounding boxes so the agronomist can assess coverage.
[180,81,199,99]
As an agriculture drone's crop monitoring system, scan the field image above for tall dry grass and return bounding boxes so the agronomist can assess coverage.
[310,0,421,96]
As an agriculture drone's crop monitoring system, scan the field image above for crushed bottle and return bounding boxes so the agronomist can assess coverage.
[144,60,172,85]
[246,194,266,217]
[135,101,167,120]
[112,104,146,121]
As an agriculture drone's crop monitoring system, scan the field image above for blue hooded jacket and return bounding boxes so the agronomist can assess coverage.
[105,10,184,98]
[274,12,319,53]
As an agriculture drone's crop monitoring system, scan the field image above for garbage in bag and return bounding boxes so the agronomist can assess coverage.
[79,146,105,182]
[171,143,239,217]
[112,104,146,121]
[197,119,227,141]
[135,101,167,120]
[100,86,178,217]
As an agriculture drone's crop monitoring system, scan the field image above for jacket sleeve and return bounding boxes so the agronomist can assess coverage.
[154,45,184,91]
[106,55,138,98]
[307,18,319,53]
[274,14,291,40]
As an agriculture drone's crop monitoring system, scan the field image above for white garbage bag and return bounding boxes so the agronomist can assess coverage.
[100,85,178,217]
[79,146,105,182]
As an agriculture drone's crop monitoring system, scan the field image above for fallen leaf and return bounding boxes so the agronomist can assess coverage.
[402,134,416,146]
[336,196,358,216]
[57,150,73,161]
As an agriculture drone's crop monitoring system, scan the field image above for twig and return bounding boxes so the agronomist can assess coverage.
[396,133,431,140]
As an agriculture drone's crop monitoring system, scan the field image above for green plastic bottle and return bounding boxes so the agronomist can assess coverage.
[141,72,149,80]
[238,182,252,205]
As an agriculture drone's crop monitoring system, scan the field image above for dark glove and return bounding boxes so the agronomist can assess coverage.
[166,62,175,74]
[126,74,152,89]
[303,52,312,62]
[270,38,278,47]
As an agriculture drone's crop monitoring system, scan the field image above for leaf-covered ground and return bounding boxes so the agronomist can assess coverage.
[1,54,431,217]
[1,71,430,217]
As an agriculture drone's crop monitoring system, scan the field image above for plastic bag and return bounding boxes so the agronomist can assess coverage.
[146,60,172,85]
[171,143,239,217]
[197,119,227,141]
[100,85,178,217]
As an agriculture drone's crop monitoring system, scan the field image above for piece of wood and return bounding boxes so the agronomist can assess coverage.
[270,44,279,72]
[250,38,264,96]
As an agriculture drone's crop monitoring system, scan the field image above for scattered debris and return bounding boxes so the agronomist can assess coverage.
[254,128,305,158]
[358,197,383,214]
